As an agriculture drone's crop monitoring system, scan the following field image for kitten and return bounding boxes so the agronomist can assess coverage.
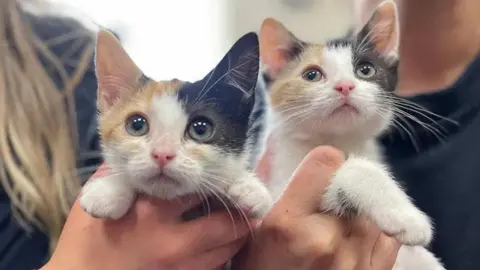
[79,29,272,221]
[259,1,445,270]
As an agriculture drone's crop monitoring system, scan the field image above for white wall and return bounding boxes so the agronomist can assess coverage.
[51,0,227,82]
[225,0,354,44]
[51,0,354,81]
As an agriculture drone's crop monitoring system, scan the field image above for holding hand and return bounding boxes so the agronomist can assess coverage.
[232,146,401,270]
[41,165,256,270]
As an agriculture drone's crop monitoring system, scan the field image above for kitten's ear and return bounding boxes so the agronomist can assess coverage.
[206,32,260,99]
[357,0,399,59]
[259,18,305,79]
[95,29,144,112]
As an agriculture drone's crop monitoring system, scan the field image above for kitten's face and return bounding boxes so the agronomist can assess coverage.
[269,41,396,136]
[100,81,247,198]
[95,31,260,199]
[260,1,399,138]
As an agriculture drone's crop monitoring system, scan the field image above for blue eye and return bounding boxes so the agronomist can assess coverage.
[125,114,149,136]
[187,117,214,142]
[302,67,323,82]
[356,62,377,79]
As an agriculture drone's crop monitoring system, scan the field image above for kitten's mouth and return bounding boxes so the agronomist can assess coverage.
[331,103,359,115]
[148,173,181,186]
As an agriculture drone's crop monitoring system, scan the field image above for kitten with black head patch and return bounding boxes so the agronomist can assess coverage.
[260,1,445,269]
[79,29,272,221]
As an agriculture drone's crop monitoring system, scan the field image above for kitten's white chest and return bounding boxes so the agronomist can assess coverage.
[268,136,382,201]
[268,138,317,201]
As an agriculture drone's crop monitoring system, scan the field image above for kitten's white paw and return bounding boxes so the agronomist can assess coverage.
[379,207,433,246]
[325,156,433,246]
[228,176,273,219]
[80,178,135,220]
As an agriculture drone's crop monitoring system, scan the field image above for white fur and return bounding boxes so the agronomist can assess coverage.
[267,45,446,269]
[81,93,272,220]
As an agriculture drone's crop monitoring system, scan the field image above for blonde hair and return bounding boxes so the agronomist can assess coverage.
[0,0,95,250]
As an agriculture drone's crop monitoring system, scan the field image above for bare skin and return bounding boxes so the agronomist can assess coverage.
[362,0,480,96]
[397,0,480,95]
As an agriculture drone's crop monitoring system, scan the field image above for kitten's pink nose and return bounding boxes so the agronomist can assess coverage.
[334,81,355,95]
[151,152,176,167]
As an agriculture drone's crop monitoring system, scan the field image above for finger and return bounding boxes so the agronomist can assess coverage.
[275,146,345,215]
[347,216,382,249]
[134,194,205,220]
[180,211,254,252]
[87,163,110,182]
[371,233,400,269]
[180,238,245,270]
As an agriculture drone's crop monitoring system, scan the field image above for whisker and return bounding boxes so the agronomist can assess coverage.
[198,182,239,237]
[200,180,256,238]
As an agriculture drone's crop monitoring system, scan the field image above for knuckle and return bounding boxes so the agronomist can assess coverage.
[308,146,345,170]
[382,235,401,252]
[261,212,297,242]
[310,232,338,257]
[286,234,337,263]
[262,213,340,259]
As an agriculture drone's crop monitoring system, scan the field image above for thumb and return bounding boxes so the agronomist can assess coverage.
[275,146,345,215]
[87,163,110,182]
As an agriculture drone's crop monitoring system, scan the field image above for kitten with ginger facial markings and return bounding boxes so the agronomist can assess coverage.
[260,1,446,270]
[79,30,272,221]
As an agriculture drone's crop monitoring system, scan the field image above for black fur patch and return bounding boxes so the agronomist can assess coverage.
[177,33,263,158]
[326,28,398,94]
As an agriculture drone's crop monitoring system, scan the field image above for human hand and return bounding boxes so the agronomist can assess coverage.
[232,146,401,270]
[41,165,257,270]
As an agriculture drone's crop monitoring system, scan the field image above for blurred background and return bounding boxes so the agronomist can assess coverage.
[51,0,354,82]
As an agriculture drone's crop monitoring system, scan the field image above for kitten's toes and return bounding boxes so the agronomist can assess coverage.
[228,180,273,219]
[394,210,433,246]
[248,195,273,219]
[374,206,433,246]
[80,181,134,220]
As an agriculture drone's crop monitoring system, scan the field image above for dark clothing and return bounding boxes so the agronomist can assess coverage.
[0,15,101,270]
[381,54,480,270]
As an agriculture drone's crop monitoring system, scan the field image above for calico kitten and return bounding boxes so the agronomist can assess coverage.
[259,1,445,269]
[79,30,272,221]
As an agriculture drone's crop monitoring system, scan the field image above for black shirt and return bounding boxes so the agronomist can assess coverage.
[381,54,480,270]
[0,15,101,270]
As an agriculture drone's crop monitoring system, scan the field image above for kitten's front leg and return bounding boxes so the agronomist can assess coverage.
[227,173,273,219]
[80,175,136,220]
[321,156,433,246]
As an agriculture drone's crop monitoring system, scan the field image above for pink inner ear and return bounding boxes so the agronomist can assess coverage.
[264,47,290,78]
[95,29,144,112]
[99,91,118,109]
[368,2,399,57]
[96,74,129,111]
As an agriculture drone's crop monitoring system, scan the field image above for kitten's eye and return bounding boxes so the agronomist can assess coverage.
[356,62,377,79]
[302,67,323,82]
[125,114,149,136]
[187,117,214,142]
